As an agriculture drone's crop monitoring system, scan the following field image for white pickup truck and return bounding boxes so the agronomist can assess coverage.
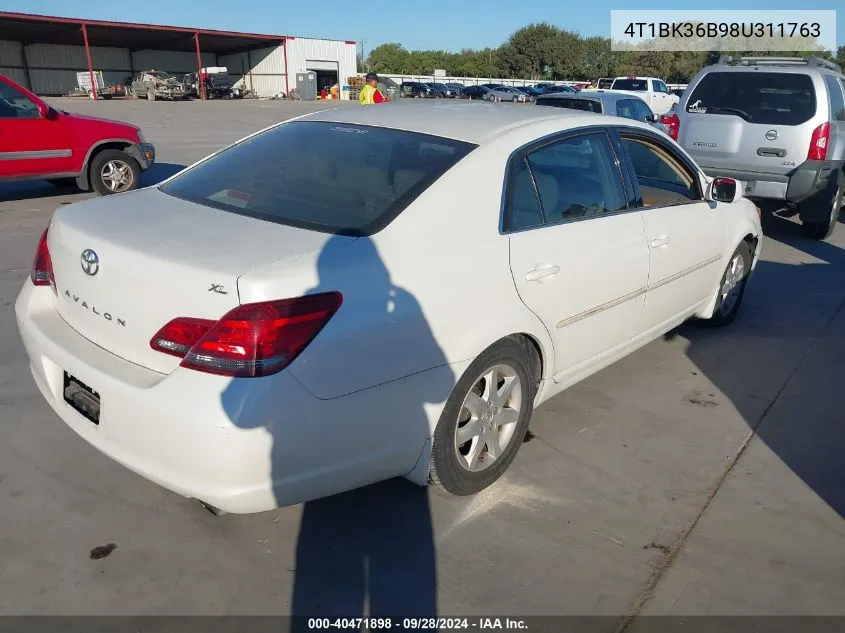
[608,76,679,115]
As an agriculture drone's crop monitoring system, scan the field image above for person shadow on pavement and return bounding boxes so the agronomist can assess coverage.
[223,234,449,627]
[666,211,845,517]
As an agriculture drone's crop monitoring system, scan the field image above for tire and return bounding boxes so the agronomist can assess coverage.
[47,178,78,189]
[800,185,842,241]
[89,149,141,196]
[429,336,538,496]
[706,242,752,327]
[147,88,155,101]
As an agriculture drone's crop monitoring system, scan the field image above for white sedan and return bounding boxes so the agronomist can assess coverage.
[16,103,762,515]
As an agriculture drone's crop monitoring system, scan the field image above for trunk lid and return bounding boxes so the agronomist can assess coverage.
[48,187,354,374]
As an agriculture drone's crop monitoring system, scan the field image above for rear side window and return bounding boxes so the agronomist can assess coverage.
[685,71,816,125]
[823,75,845,121]
[161,121,475,236]
[613,79,648,91]
[536,97,602,113]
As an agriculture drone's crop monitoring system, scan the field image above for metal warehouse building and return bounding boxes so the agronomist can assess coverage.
[0,12,357,98]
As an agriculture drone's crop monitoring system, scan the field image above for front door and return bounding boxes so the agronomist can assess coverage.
[615,130,726,339]
[0,79,75,178]
[506,130,650,381]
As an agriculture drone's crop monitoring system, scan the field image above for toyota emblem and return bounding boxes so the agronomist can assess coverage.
[80,249,100,276]
[765,129,778,141]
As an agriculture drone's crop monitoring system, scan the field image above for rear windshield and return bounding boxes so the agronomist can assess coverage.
[612,79,648,91]
[160,121,475,236]
[685,72,816,125]
[536,97,602,113]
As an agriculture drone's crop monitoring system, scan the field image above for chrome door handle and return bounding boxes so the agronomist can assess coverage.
[650,236,671,248]
[525,264,560,282]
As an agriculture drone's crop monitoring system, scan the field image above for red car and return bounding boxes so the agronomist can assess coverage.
[0,73,155,195]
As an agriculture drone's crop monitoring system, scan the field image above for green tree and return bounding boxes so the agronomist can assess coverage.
[836,46,845,69]
[366,43,411,74]
[499,23,562,79]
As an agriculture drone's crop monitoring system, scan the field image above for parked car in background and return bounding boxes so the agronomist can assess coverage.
[16,104,761,514]
[535,91,668,134]
[672,55,845,240]
[486,86,528,103]
[399,81,434,98]
[428,82,459,98]
[444,83,465,95]
[609,76,679,115]
[461,85,490,100]
[541,84,577,95]
[0,73,155,195]
[132,70,188,101]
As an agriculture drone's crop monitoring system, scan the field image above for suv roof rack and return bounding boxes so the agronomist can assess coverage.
[717,55,842,73]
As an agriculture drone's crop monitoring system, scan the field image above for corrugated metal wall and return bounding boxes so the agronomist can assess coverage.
[131,50,215,75]
[0,40,27,86]
[218,45,287,97]
[286,38,356,88]
[24,43,131,94]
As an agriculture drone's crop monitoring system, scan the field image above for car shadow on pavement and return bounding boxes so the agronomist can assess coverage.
[141,162,186,186]
[0,163,185,203]
[665,214,845,517]
[221,235,445,625]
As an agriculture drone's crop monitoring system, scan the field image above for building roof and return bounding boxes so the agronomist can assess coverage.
[0,12,350,54]
[304,101,622,144]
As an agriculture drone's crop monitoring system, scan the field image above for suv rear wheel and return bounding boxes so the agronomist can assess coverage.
[801,185,843,240]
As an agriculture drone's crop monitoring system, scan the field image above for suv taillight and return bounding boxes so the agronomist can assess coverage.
[661,113,680,141]
[150,292,343,378]
[808,122,829,161]
[31,228,55,290]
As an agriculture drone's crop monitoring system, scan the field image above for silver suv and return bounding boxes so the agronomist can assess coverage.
[672,56,845,240]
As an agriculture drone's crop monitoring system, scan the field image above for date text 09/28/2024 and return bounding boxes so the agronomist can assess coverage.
[306,617,529,630]
[622,22,821,39]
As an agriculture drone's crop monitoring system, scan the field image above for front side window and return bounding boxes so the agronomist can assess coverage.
[524,132,626,222]
[0,81,40,119]
[619,135,700,207]
[685,71,816,125]
[161,121,475,236]
[630,100,654,122]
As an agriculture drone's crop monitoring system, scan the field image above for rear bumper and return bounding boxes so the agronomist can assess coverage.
[699,159,844,204]
[15,283,437,514]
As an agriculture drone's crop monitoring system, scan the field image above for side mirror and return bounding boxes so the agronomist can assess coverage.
[645,114,656,123]
[709,177,742,203]
[35,100,58,120]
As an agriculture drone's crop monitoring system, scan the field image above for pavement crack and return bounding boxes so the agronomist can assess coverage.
[617,293,845,632]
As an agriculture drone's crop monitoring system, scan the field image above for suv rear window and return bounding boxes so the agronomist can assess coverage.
[535,97,602,113]
[686,72,816,125]
[160,121,475,236]
[612,79,648,91]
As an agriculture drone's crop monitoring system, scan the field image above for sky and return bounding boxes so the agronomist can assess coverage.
[5,0,843,54]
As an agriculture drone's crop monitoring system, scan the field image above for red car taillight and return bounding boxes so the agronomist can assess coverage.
[31,227,55,290]
[150,292,343,378]
[661,113,680,141]
[808,122,829,161]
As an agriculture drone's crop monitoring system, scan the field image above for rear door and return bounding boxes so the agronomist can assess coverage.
[506,129,649,378]
[615,128,725,337]
[651,79,674,115]
[0,78,76,178]
[678,71,820,178]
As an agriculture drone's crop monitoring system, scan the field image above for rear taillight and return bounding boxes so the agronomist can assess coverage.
[661,113,680,141]
[150,292,342,378]
[31,227,55,289]
[808,122,829,161]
